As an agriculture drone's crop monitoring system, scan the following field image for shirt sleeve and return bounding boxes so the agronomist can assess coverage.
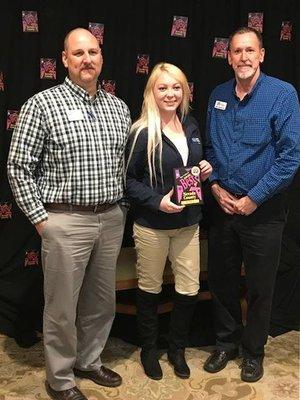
[125,131,164,210]
[123,102,132,136]
[7,97,48,225]
[205,94,220,182]
[248,89,300,205]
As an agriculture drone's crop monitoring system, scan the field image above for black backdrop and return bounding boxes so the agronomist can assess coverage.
[0,0,299,339]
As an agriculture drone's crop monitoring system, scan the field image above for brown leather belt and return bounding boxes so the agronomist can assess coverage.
[45,203,116,213]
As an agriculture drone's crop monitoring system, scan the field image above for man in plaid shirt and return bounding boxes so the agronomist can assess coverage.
[8,28,131,400]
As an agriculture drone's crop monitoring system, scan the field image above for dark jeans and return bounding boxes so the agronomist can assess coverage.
[208,194,287,359]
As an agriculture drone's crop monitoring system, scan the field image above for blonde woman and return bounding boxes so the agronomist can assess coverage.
[126,63,212,380]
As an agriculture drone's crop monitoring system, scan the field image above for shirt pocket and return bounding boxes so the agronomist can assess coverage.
[47,121,86,162]
[240,118,272,146]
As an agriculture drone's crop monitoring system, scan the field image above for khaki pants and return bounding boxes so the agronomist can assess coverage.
[133,223,200,295]
[41,205,124,391]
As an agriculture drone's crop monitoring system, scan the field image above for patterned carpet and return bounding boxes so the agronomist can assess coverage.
[0,330,298,400]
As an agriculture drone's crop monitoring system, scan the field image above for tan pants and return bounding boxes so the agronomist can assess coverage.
[133,223,200,295]
[41,205,124,391]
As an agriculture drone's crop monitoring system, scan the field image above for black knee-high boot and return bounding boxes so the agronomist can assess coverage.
[168,292,198,378]
[136,288,163,380]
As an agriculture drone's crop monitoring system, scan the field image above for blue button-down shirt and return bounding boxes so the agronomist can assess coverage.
[205,73,300,205]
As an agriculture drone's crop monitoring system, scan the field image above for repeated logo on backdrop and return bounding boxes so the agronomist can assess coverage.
[171,16,188,38]
[7,110,19,130]
[0,9,295,140]
[136,54,150,74]
[102,80,116,95]
[89,22,105,45]
[40,58,56,80]
[280,21,292,41]
[0,203,12,220]
[212,38,229,59]
[22,10,38,32]
[24,250,40,267]
[0,71,4,91]
[248,12,264,33]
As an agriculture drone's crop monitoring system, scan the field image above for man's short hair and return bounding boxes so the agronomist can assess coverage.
[228,27,263,50]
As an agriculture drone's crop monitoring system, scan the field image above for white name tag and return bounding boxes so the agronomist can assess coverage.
[214,100,227,110]
[66,109,84,121]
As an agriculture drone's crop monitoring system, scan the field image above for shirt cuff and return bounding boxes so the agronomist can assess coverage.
[247,188,267,207]
[209,172,219,183]
[27,206,48,225]
[118,197,130,209]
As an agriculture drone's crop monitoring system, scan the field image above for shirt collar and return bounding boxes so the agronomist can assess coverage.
[232,72,265,101]
[64,77,101,103]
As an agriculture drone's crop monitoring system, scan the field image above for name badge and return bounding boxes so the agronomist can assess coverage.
[214,100,227,110]
[66,109,84,121]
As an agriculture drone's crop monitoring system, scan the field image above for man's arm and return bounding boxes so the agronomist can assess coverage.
[7,97,48,226]
[205,94,239,214]
[119,102,132,211]
[247,89,300,206]
[205,99,220,183]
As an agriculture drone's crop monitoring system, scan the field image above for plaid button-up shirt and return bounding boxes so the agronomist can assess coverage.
[7,77,131,224]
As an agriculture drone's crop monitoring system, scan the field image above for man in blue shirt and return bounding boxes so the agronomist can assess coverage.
[204,27,300,382]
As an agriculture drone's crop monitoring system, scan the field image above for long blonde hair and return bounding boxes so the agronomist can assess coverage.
[127,62,190,187]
